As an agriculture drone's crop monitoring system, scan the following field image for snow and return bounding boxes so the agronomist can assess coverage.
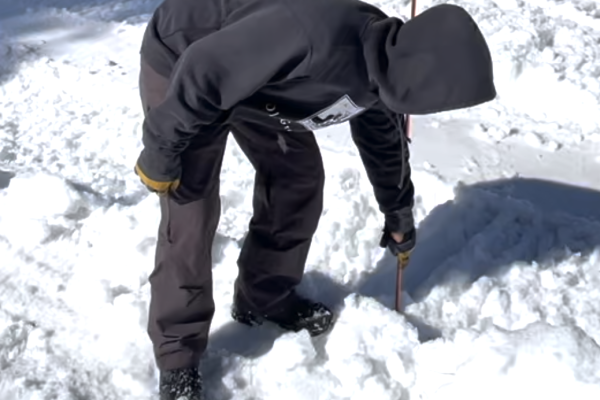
[1,0,600,399]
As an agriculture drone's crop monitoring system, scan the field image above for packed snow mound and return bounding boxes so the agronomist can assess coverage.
[3,162,600,399]
[204,296,600,400]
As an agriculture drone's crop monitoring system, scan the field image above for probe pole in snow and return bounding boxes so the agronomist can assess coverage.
[395,251,410,312]
[405,0,418,139]
[395,256,403,312]
[396,0,417,312]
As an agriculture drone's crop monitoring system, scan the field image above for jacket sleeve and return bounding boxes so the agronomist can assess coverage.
[349,101,415,234]
[137,10,311,181]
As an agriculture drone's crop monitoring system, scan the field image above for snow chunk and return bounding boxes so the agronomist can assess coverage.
[413,322,600,400]
[0,173,84,248]
[325,295,419,399]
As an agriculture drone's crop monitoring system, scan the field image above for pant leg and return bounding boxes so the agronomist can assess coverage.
[230,120,325,313]
[139,57,226,371]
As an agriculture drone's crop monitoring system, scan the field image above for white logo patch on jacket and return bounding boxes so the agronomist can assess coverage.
[298,95,366,131]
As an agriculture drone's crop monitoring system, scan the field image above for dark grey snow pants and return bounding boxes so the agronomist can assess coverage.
[139,58,325,371]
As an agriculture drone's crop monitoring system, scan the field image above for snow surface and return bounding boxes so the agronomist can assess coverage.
[2,0,600,399]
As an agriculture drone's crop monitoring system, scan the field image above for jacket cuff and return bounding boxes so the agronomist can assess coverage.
[136,148,181,182]
[384,207,415,234]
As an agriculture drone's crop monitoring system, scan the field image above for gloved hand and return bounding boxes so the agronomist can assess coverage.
[134,160,180,195]
[379,227,416,257]
[379,206,416,271]
[380,227,415,270]
[379,207,416,251]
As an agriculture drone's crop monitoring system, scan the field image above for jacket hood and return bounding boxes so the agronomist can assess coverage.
[363,4,496,115]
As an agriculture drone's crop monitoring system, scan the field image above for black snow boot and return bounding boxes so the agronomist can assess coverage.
[231,290,334,336]
[159,367,204,400]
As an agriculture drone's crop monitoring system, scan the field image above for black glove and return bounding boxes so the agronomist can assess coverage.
[379,207,416,254]
[379,226,416,256]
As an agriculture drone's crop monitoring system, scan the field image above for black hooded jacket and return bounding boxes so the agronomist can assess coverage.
[138,0,496,232]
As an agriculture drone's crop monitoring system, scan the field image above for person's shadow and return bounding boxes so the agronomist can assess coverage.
[359,177,600,305]
[202,176,600,399]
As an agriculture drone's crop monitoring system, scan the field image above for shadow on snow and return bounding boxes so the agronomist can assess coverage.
[358,176,600,336]
[0,0,162,86]
[0,0,163,24]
